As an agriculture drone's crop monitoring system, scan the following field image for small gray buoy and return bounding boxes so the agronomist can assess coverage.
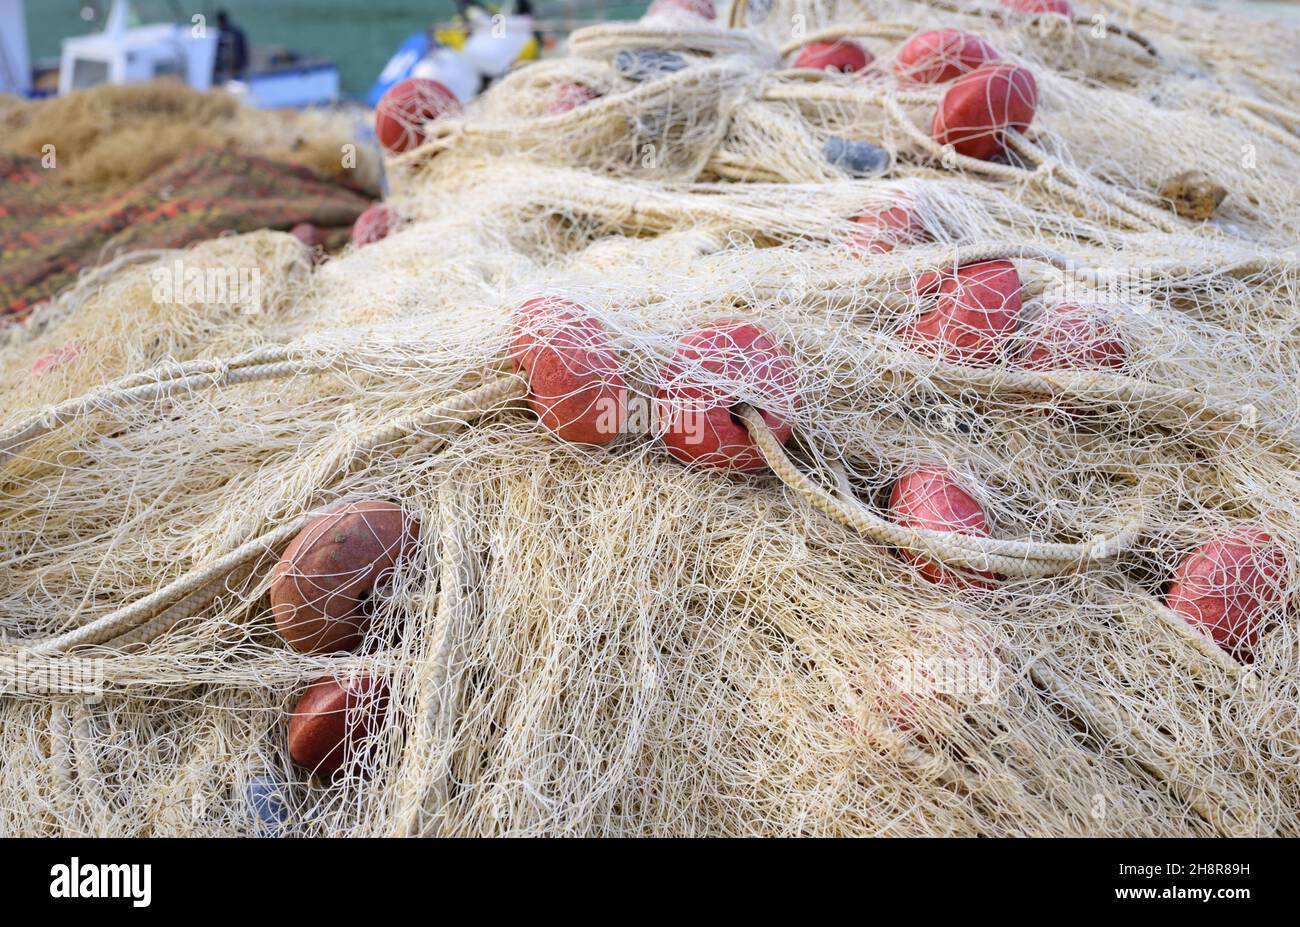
[616,49,689,82]
[823,137,891,178]
[247,773,291,836]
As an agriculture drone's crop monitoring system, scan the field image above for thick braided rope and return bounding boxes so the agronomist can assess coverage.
[727,0,748,29]
[801,339,1294,451]
[879,93,1169,232]
[880,92,1075,180]
[775,23,917,56]
[1114,590,1258,688]
[101,564,257,652]
[1,352,519,476]
[567,22,768,59]
[767,68,871,84]
[735,405,1142,577]
[8,377,524,658]
[93,343,294,392]
[743,242,1080,305]
[895,240,1074,272]
[1035,168,1139,232]
[66,705,105,835]
[562,180,742,231]
[910,360,1263,428]
[1008,133,1179,234]
[47,702,80,832]
[1226,94,1300,130]
[416,129,1271,262]
[0,346,327,464]
[707,155,788,184]
[21,517,309,658]
[400,485,474,836]
[1092,19,1161,59]
[332,375,526,472]
[553,167,1151,255]
[0,573,230,674]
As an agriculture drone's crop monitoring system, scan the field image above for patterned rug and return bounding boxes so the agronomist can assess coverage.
[0,148,374,322]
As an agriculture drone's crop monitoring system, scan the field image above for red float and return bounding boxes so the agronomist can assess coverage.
[1001,0,1074,14]
[32,341,83,377]
[646,0,716,19]
[931,62,1038,161]
[885,618,997,738]
[374,77,461,155]
[656,321,798,472]
[913,269,945,296]
[902,260,1023,365]
[290,222,328,251]
[288,674,391,778]
[509,297,628,445]
[352,205,391,247]
[551,82,601,114]
[1019,303,1128,371]
[849,204,929,255]
[793,41,873,74]
[889,466,997,588]
[894,29,1001,85]
[271,501,420,654]
[1166,527,1287,662]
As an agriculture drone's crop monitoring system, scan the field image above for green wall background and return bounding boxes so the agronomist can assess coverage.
[24,0,650,98]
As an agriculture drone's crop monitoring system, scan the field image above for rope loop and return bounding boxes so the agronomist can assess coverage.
[734,404,1144,579]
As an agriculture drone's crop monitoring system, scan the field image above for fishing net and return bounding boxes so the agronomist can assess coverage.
[2,0,1300,837]
[0,82,381,320]
[0,81,381,194]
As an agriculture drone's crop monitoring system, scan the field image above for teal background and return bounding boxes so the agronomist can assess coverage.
[21,1,1300,100]
[23,0,650,98]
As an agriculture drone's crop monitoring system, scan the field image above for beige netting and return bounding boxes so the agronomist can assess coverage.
[2,0,1299,836]
[0,81,381,194]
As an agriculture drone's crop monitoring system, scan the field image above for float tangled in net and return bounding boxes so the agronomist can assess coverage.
[3,0,1300,837]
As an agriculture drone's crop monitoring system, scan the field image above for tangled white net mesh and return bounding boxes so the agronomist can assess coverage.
[3,0,1300,836]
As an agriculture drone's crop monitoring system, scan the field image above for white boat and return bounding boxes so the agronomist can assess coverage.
[57,0,218,95]
[0,0,340,108]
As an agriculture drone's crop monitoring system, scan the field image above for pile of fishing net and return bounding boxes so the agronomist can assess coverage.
[2,0,1299,836]
[0,82,381,321]
[0,81,380,193]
